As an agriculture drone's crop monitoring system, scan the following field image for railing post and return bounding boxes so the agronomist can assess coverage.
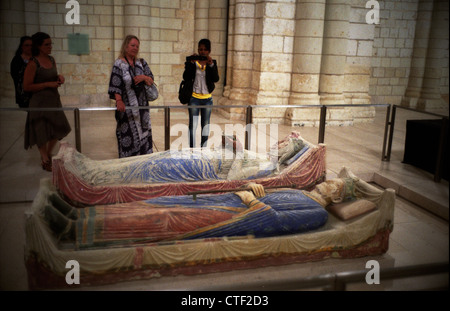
[381,104,391,161]
[164,106,170,151]
[386,104,397,161]
[245,105,253,150]
[434,117,448,182]
[318,105,327,144]
[74,108,81,152]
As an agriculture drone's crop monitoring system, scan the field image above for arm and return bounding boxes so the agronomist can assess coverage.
[134,59,155,86]
[108,62,126,112]
[206,59,219,83]
[182,61,196,82]
[114,94,126,112]
[10,56,21,82]
[235,183,266,207]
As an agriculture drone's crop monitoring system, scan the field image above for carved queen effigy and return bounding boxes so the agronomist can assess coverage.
[52,132,327,205]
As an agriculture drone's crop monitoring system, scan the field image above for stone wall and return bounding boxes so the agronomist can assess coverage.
[0,0,448,125]
[370,0,449,109]
[0,0,228,108]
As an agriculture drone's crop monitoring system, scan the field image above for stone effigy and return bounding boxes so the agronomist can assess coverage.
[25,167,395,289]
[52,131,326,205]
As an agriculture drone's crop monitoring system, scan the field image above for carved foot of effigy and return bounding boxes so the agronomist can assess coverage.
[49,193,78,220]
[43,204,76,241]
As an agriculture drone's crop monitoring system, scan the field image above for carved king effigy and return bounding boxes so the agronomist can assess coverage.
[52,132,327,205]
[25,165,395,289]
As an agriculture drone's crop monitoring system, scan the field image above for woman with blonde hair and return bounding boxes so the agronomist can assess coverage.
[108,35,156,158]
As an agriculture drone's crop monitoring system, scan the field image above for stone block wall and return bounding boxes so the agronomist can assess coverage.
[369,0,420,105]
[370,0,449,109]
[0,0,228,108]
[1,0,448,125]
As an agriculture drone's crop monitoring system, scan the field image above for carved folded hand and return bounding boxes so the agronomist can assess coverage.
[235,183,265,207]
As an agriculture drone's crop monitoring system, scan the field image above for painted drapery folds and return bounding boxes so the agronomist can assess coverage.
[25,167,395,289]
[45,189,329,249]
[52,132,327,205]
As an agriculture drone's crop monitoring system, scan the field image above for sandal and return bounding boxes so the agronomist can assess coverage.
[41,159,52,172]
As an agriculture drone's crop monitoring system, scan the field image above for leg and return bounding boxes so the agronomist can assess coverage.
[47,139,58,159]
[200,98,213,148]
[188,97,201,148]
[38,144,52,172]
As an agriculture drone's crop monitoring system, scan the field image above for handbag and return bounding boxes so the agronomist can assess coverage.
[145,83,158,101]
[178,79,193,105]
[125,57,158,101]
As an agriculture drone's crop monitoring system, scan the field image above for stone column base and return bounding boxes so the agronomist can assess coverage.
[401,96,447,110]
[286,94,322,127]
[216,96,247,121]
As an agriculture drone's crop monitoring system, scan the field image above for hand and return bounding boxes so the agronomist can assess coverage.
[134,75,153,86]
[116,100,126,112]
[190,53,198,63]
[47,81,61,88]
[206,55,213,65]
[246,183,265,198]
[235,190,257,206]
[57,75,65,85]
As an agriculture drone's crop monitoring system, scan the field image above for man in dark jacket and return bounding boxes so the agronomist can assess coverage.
[182,39,219,148]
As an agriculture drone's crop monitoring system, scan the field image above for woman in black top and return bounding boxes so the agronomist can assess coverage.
[10,36,32,108]
[182,39,219,148]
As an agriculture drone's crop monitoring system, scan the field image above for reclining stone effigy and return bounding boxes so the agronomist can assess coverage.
[25,167,395,289]
[52,131,326,205]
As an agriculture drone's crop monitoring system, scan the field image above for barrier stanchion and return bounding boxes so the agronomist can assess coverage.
[74,108,81,152]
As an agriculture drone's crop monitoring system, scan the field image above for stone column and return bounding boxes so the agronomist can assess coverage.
[251,0,296,124]
[418,0,448,108]
[319,0,350,106]
[342,0,375,123]
[218,0,256,120]
[286,0,326,126]
[0,0,27,104]
[402,0,434,107]
[195,0,209,43]
[207,0,228,104]
[403,0,447,109]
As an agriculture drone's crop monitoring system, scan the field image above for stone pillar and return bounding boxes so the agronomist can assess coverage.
[403,0,448,109]
[195,0,209,43]
[402,0,434,107]
[286,0,326,126]
[207,0,228,104]
[251,0,296,124]
[0,0,27,105]
[418,0,448,108]
[342,0,375,123]
[319,0,350,106]
[218,0,256,120]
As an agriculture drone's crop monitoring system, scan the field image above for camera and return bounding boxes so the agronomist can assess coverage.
[186,55,208,62]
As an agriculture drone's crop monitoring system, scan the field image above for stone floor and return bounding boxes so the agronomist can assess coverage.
[0,104,448,291]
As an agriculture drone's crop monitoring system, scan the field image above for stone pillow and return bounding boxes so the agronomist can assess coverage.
[327,199,377,221]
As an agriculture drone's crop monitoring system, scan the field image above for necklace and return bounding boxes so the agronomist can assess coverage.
[196,61,206,71]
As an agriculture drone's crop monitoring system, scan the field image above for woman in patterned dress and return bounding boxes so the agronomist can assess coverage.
[108,35,155,158]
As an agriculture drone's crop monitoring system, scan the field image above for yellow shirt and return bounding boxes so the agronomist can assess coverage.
[192,61,212,99]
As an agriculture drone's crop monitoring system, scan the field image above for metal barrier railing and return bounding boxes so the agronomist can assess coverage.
[384,105,449,182]
[192,261,448,291]
[1,102,391,158]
